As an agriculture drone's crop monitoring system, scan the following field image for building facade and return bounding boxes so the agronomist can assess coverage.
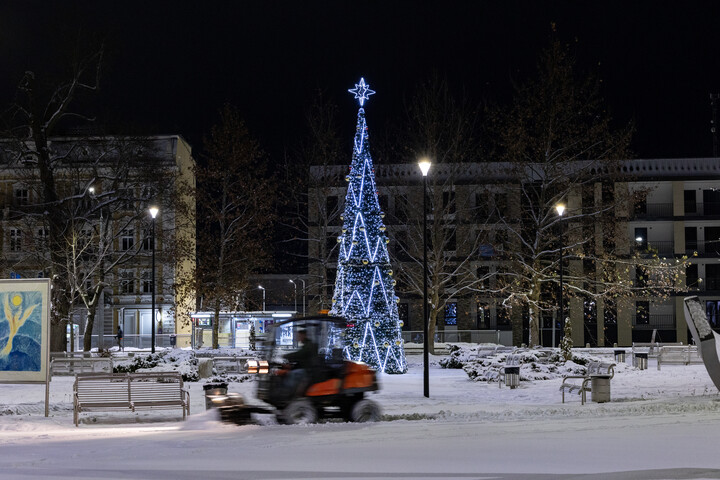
[0,135,196,350]
[309,158,720,347]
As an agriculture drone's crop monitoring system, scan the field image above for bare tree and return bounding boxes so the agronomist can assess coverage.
[388,75,492,353]
[281,90,345,312]
[0,45,104,351]
[488,40,686,347]
[195,105,275,349]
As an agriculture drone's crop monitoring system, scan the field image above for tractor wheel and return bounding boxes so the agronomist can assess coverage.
[350,399,382,423]
[279,399,317,425]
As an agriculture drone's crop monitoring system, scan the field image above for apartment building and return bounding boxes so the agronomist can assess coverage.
[0,135,196,349]
[309,158,720,347]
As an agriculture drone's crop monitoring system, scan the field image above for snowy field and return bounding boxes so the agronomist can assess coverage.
[2,352,720,479]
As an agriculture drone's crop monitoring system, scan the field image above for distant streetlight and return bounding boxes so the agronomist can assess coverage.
[149,206,159,353]
[258,285,266,312]
[555,203,565,348]
[289,279,297,314]
[419,158,431,398]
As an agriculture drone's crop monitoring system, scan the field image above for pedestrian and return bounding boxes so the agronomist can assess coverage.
[116,325,123,351]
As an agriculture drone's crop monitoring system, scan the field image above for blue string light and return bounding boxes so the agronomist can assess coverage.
[330,80,407,374]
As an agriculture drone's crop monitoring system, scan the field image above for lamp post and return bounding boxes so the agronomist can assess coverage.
[289,279,297,314]
[258,285,265,312]
[299,278,306,316]
[555,203,565,348]
[419,158,431,398]
[149,206,159,354]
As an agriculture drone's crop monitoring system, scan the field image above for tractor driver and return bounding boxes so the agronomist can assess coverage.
[282,328,318,396]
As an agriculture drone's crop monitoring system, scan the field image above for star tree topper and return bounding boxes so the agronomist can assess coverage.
[348,77,376,106]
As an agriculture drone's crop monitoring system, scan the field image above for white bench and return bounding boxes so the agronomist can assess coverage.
[632,342,683,359]
[657,345,703,370]
[213,356,261,374]
[51,357,113,376]
[73,372,189,426]
[560,362,615,405]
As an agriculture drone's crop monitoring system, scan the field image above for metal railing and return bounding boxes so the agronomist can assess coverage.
[684,240,720,256]
[401,330,513,345]
[633,203,673,218]
[635,241,674,256]
[70,334,192,352]
[631,314,676,329]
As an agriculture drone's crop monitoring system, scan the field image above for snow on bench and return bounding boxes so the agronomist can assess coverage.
[560,361,615,405]
[73,372,189,426]
[656,345,703,370]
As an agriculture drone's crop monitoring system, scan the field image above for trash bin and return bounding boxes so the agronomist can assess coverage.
[590,376,611,403]
[169,334,176,347]
[614,349,626,363]
[504,366,520,389]
[203,382,228,410]
[634,352,648,370]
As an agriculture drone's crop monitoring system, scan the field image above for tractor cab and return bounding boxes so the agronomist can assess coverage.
[256,315,381,424]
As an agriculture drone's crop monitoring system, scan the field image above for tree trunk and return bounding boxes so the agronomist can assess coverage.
[212,301,220,349]
[528,279,542,347]
[83,310,95,352]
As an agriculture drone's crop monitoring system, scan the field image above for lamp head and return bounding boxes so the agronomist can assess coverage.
[258,285,265,290]
[636,236,644,242]
[418,159,432,176]
[149,206,159,219]
[555,204,565,216]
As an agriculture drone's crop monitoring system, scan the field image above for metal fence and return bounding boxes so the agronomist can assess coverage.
[401,330,513,345]
[70,334,192,352]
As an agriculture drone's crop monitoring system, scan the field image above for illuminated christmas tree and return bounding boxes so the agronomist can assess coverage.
[330,78,407,374]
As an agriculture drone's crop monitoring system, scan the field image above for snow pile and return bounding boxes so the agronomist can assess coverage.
[440,344,634,383]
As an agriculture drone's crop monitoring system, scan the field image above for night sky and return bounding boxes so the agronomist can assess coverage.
[2,1,720,160]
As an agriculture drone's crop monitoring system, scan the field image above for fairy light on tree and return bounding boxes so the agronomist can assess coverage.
[329,78,407,374]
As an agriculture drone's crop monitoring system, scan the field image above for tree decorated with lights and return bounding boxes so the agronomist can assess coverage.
[329,78,407,374]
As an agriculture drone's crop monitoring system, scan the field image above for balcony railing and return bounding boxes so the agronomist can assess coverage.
[633,202,720,218]
[631,314,676,329]
[635,241,674,256]
[684,240,720,256]
[633,203,673,218]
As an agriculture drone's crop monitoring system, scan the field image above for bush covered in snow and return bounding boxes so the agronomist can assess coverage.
[440,344,627,384]
[112,348,257,383]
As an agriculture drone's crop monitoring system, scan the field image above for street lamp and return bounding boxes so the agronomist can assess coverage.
[555,203,565,348]
[258,285,265,312]
[419,158,431,398]
[149,206,159,354]
[289,279,297,314]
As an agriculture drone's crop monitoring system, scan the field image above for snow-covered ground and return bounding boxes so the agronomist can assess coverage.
[2,351,720,479]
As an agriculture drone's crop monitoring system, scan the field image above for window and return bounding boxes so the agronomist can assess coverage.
[444,302,457,326]
[9,228,22,252]
[477,266,490,289]
[119,188,135,210]
[476,302,490,329]
[686,263,699,290]
[707,264,720,290]
[704,189,720,215]
[325,235,337,255]
[13,187,29,206]
[394,230,410,260]
[634,227,648,250]
[685,227,698,252]
[685,190,697,214]
[444,227,456,251]
[583,299,597,324]
[326,196,338,217]
[496,306,511,327]
[141,228,153,251]
[120,229,134,251]
[634,195,647,216]
[377,195,388,214]
[635,266,647,288]
[119,269,135,294]
[141,271,152,293]
[442,191,456,215]
[35,227,49,248]
[706,301,720,328]
[394,195,408,223]
[398,303,409,330]
[604,299,617,325]
[635,301,650,325]
[706,226,720,256]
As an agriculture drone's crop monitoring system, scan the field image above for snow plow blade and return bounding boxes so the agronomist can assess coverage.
[210,393,274,425]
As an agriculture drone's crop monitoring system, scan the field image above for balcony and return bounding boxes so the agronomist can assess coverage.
[634,240,674,257]
[631,314,676,330]
[684,202,720,217]
[632,203,673,219]
[684,241,720,256]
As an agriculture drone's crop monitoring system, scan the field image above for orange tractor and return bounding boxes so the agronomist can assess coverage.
[216,316,382,425]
